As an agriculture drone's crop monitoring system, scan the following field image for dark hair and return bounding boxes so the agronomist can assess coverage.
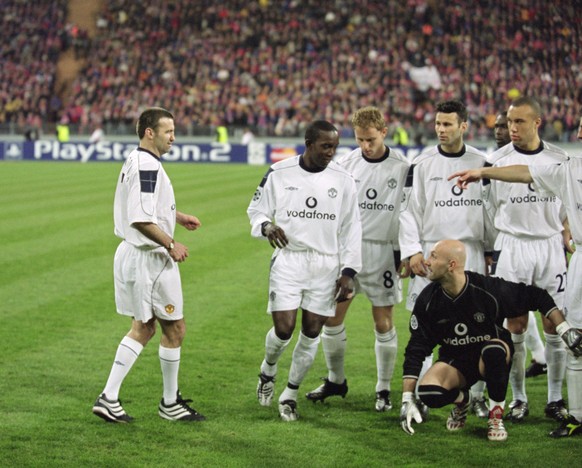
[510,97,542,118]
[304,120,338,144]
[435,100,468,123]
[136,107,174,139]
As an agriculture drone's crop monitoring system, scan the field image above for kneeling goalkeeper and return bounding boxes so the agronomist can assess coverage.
[400,239,582,441]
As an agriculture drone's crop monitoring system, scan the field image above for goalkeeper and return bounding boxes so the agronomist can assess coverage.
[399,239,582,441]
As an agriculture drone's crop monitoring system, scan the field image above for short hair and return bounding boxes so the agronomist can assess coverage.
[510,97,542,118]
[352,106,386,131]
[304,120,338,143]
[136,107,174,139]
[435,100,468,123]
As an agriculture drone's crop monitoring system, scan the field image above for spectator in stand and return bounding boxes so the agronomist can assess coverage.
[1,1,581,140]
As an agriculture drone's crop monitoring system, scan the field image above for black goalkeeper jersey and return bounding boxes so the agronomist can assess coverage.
[402,271,557,379]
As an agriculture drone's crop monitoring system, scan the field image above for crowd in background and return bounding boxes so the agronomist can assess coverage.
[1,0,580,142]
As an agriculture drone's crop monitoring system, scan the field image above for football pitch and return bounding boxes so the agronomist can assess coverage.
[0,161,577,467]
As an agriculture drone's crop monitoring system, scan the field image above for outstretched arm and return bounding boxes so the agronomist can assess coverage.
[448,165,533,190]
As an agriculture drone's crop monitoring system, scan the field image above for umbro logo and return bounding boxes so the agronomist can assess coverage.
[430,177,443,182]
[285,186,299,191]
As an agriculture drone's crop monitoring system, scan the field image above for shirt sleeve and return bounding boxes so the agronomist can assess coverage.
[338,175,362,274]
[247,168,275,238]
[398,165,423,258]
[402,294,437,379]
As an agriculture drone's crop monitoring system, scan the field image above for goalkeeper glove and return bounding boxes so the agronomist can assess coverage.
[556,321,582,357]
[400,391,423,435]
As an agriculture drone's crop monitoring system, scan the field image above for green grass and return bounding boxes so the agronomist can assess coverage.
[0,161,577,467]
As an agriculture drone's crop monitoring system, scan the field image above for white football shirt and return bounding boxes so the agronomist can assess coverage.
[399,144,490,259]
[336,146,410,243]
[114,147,176,248]
[247,155,362,273]
[530,157,582,245]
[487,142,568,239]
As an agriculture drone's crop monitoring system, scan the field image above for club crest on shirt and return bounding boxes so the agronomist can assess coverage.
[410,314,418,330]
[165,304,175,314]
[473,311,486,323]
[328,188,337,198]
[387,178,397,189]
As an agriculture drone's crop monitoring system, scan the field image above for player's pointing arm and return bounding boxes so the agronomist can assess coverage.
[448,165,534,190]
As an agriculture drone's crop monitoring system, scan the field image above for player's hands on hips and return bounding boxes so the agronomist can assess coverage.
[400,392,423,435]
[334,275,355,303]
[263,222,288,249]
[409,253,428,277]
[557,321,582,357]
[169,241,189,263]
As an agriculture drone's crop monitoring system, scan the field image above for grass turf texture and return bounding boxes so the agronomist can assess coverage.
[0,161,577,467]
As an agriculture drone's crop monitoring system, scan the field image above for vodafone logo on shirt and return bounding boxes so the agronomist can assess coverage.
[285,197,336,220]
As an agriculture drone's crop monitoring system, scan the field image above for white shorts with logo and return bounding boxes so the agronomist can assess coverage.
[564,250,582,328]
[355,240,402,307]
[492,232,566,308]
[406,240,486,311]
[268,249,339,317]
[114,241,183,322]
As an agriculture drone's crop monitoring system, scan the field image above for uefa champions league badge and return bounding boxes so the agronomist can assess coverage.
[410,314,419,330]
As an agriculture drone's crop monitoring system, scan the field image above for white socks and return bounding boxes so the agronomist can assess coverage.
[544,332,566,403]
[159,345,181,405]
[261,327,291,376]
[103,336,143,401]
[526,312,546,364]
[375,328,397,392]
[287,332,320,387]
[471,380,486,400]
[509,332,527,402]
[567,354,582,421]
[321,324,347,384]
[280,332,320,402]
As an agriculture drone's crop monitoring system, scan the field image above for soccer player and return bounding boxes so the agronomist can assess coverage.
[305,107,410,411]
[480,97,570,423]
[399,100,494,418]
[248,120,362,421]
[399,240,582,441]
[493,111,511,149]
[448,114,582,437]
[495,110,548,378]
[92,107,205,423]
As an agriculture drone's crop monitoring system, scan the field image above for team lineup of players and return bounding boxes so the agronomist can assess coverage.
[248,99,582,441]
[93,103,582,443]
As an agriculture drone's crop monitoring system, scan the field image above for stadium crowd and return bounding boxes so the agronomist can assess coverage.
[0,0,580,141]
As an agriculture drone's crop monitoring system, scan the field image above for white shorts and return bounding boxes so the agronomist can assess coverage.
[114,241,183,322]
[564,250,582,328]
[492,232,566,308]
[267,249,339,317]
[406,240,486,311]
[354,240,402,307]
